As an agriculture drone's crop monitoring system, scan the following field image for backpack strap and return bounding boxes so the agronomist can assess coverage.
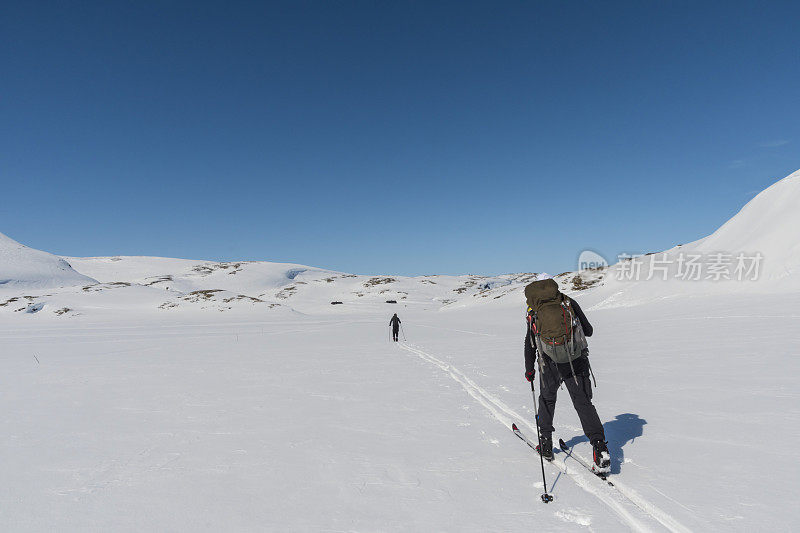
[526,311,537,349]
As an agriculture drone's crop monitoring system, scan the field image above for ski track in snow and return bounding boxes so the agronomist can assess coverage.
[398,342,691,533]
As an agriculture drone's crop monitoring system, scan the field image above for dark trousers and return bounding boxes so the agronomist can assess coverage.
[537,355,604,443]
[392,326,399,341]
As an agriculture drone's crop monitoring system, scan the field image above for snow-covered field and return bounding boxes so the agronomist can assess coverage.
[2,170,800,531]
[3,295,798,531]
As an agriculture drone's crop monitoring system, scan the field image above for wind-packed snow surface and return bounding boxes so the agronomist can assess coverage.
[2,169,799,531]
[3,295,798,531]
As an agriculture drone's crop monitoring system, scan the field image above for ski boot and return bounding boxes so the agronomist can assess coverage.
[591,439,611,475]
[536,434,554,461]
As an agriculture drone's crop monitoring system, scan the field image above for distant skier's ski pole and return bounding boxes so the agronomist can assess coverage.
[530,380,553,503]
[400,324,406,341]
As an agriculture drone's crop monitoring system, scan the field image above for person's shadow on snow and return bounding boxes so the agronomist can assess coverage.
[563,413,647,475]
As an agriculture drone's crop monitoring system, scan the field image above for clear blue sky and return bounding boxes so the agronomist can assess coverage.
[2,1,798,275]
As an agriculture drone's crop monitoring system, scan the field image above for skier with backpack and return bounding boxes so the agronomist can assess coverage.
[389,313,401,342]
[524,277,611,474]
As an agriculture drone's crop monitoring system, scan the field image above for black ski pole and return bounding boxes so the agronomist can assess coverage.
[530,379,554,503]
[400,324,406,341]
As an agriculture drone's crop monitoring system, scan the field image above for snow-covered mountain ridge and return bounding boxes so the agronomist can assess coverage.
[586,168,800,309]
[2,168,799,317]
[6,255,562,317]
[1,236,604,317]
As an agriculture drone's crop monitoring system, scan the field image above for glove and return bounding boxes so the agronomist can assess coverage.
[525,370,535,382]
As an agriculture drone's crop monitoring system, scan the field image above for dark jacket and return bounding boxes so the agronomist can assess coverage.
[389,315,401,329]
[524,297,592,375]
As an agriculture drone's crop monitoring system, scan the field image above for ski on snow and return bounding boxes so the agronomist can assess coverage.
[557,437,613,486]
[511,423,540,453]
[511,423,614,487]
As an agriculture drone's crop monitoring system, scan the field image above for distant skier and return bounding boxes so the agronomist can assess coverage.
[523,277,611,474]
[389,313,401,342]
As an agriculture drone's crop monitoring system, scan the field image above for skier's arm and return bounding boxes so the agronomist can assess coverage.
[569,298,593,337]
[524,328,537,375]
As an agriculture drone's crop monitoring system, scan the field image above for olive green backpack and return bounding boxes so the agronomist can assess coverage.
[524,279,587,364]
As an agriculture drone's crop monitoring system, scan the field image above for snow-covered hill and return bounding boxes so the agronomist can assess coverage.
[3,236,583,316]
[587,168,800,309]
[683,168,800,283]
[2,169,799,318]
[0,232,97,291]
[54,256,552,316]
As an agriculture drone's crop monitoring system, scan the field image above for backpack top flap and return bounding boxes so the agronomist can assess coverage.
[524,278,560,309]
[525,279,572,344]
